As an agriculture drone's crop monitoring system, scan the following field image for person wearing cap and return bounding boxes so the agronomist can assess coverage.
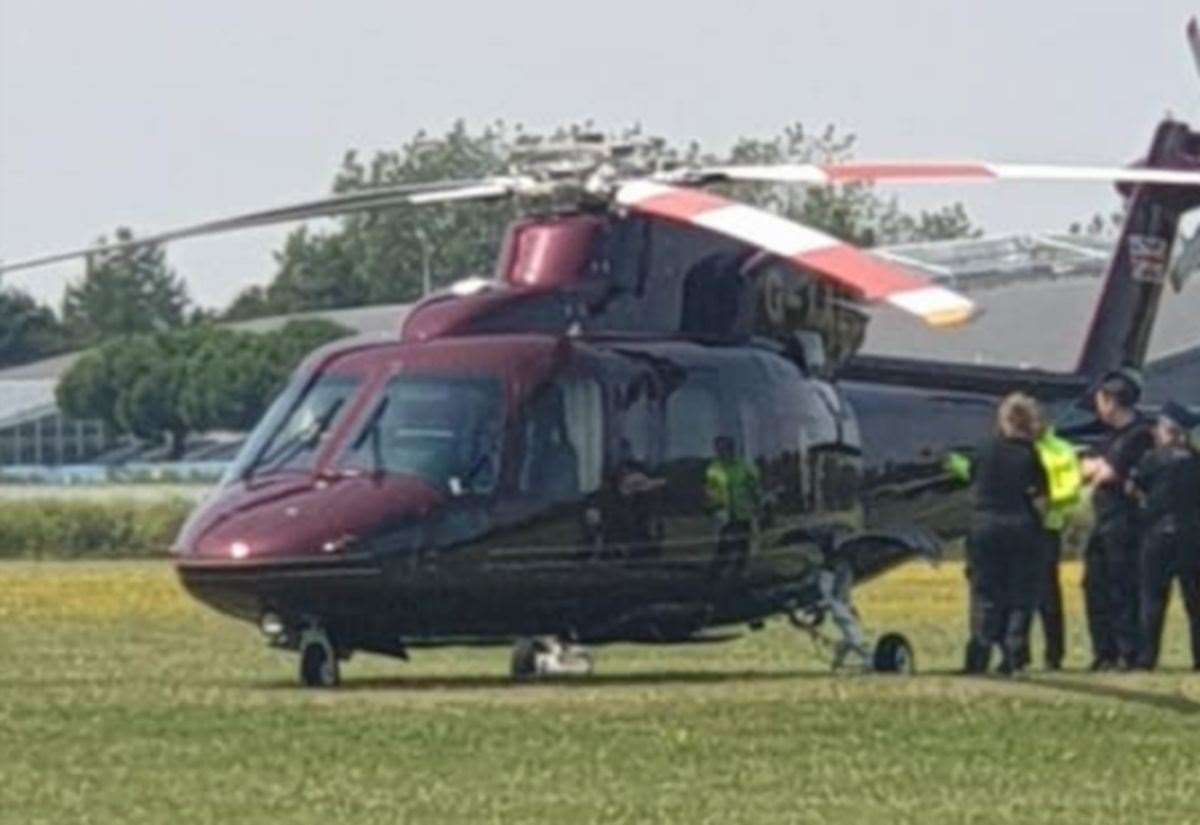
[1128,401,1200,670]
[1080,367,1155,671]
[962,393,1049,675]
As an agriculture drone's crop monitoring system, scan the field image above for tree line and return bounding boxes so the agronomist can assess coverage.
[55,319,349,458]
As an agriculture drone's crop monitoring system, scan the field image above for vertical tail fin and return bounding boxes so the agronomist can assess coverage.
[1075,119,1200,378]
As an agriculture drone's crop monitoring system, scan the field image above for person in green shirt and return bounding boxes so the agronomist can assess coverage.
[705,435,762,577]
[1030,423,1084,670]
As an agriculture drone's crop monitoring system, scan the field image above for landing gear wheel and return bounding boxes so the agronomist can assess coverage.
[510,637,544,681]
[299,629,340,688]
[872,632,915,674]
[510,637,594,680]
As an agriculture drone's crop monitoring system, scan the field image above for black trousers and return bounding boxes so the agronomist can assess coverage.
[964,567,989,672]
[712,519,751,578]
[1035,530,1066,667]
[965,519,1041,672]
[1138,527,1200,669]
[1084,517,1141,666]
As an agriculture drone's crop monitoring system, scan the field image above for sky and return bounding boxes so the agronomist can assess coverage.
[3,0,1200,312]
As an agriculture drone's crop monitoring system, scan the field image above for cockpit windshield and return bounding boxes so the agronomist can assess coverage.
[341,375,504,494]
[223,373,363,484]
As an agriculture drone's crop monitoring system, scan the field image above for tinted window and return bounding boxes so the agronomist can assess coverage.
[343,376,503,493]
[519,377,603,501]
[615,371,659,467]
[665,371,723,461]
[661,367,730,515]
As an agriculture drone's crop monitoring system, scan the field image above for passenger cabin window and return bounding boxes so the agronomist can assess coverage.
[343,376,504,494]
[519,377,603,502]
[665,379,722,462]
[616,372,658,467]
[662,369,730,513]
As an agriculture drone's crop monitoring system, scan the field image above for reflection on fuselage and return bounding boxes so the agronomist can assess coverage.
[176,335,968,647]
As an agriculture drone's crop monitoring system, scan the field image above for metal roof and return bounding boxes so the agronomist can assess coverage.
[0,379,58,429]
[863,233,1200,371]
[876,233,1112,285]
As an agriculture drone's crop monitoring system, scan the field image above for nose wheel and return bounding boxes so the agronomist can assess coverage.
[510,636,594,680]
[298,627,340,688]
[872,632,915,674]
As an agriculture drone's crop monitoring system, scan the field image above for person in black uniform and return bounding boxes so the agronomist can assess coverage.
[1081,368,1154,671]
[1129,401,1200,670]
[964,393,1049,675]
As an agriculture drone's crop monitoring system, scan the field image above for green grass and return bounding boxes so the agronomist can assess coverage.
[2,561,1199,824]
[0,484,211,503]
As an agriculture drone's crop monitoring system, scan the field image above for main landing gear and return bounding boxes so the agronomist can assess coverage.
[510,636,595,681]
[298,626,341,688]
[789,563,915,675]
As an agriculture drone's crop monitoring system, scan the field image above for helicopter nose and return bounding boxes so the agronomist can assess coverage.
[176,474,445,562]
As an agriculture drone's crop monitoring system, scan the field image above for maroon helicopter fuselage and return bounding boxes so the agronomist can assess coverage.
[178,171,1178,655]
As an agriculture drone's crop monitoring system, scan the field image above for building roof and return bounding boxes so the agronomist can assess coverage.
[863,234,1200,371]
[0,379,58,428]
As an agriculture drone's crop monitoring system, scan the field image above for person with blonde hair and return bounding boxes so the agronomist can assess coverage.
[963,392,1049,675]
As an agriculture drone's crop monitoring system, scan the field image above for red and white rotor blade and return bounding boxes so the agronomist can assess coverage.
[693,162,1200,187]
[616,182,976,328]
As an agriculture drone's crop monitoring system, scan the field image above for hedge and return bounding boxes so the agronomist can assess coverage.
[0,498,194,560]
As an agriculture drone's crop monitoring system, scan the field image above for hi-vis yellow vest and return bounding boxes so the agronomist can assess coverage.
[1034,429,1083,531]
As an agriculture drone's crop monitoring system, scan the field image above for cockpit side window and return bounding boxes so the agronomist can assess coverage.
[519,376,603,502]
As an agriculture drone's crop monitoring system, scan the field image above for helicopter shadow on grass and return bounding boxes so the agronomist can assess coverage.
[252,668,849,693]
[1010,672,1200,715]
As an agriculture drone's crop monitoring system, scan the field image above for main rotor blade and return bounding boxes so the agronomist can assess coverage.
[616,181,976,328]
[0,178,515,276]
[679,162,1200,188]
[1189,17,1200,83]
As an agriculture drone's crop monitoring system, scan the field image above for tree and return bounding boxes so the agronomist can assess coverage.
[0,287,68,368]
[180,319,350,432]
[224,121,517,319]
[59,331,200,458]
[58,319,353,459]
[62,227,189,345]
[179,330,280,433]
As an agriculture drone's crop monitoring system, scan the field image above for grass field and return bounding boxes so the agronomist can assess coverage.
[2,561,1199,824]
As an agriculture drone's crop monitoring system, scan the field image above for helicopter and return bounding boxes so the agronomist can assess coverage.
[8,39,1200,687]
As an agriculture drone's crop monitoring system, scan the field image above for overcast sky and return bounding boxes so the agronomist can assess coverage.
[3,0,1200,311]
